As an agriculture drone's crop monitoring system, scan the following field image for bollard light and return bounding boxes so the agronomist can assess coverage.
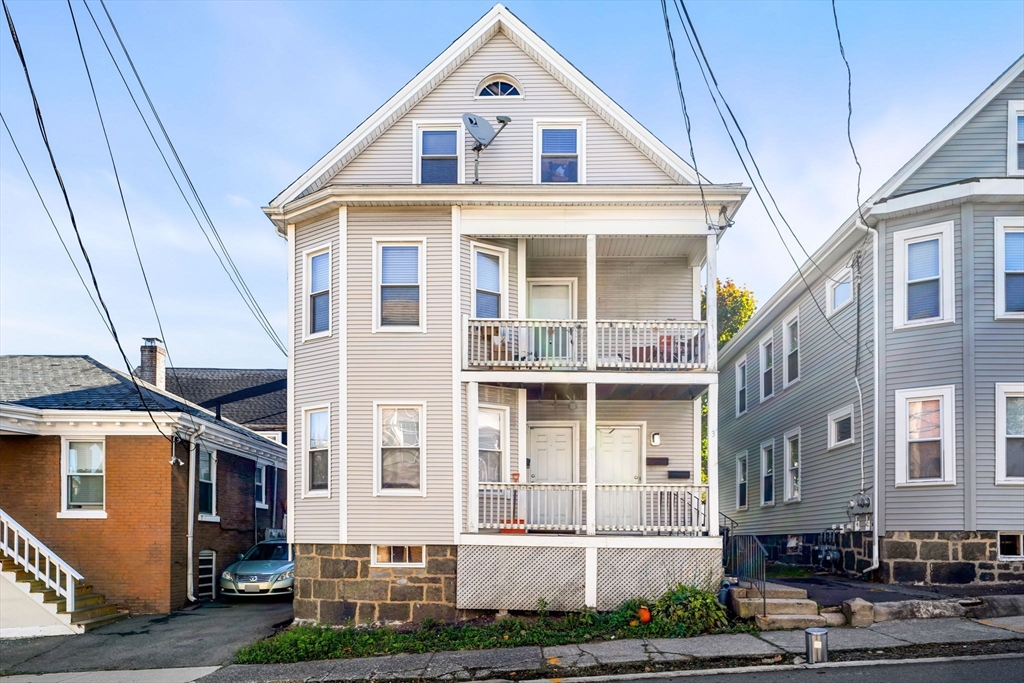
[805,627,828,664]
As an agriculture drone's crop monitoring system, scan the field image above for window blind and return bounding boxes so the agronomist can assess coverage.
[542,128,577,154]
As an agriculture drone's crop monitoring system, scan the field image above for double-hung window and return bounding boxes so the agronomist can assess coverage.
[478,406,506,483]
[996,383,1024,485]
[198,448,217,519]
[735,359,748,416]
[895,385,955,486]
[1008,100,1024,176]
[995,218,1024,318]
[783,312,799,386]
[827,268,853,316]
[377,403,424,494]
[828,405,855,449]
[417,127,460,184]
[893,222,954,329]
[63,440,104,516]
[255,464,267,508]
[536,121,583,183]
[307,408,329,493]
[472,244,506,318]
[760,334,774,401]
[784,429,801,502]
[760,440,775,506]
[376,241,425,331]
[735,452,748,511]
[307,249,330,337]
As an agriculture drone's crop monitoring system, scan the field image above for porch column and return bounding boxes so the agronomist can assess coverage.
[586,234,597,370]
[706,382,719,536]
[706,233,718,371]
[468,381,479,533]
[585,382,596,535]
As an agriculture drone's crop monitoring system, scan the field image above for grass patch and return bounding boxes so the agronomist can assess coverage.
[236,587,757,664]
[765,564,814,579]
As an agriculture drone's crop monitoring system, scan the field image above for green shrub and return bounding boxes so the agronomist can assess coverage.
[652,583,728,637]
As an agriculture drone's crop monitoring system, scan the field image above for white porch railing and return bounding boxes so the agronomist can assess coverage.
[477,483,587,533]
[464,318,587,369]
[1,508,82,612]
[475,483,708,535]
[595,321,707,370]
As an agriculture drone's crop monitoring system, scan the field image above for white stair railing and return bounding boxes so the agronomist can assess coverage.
[1,508,82,612]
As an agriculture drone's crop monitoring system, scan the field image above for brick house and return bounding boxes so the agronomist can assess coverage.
[0,351,286,636]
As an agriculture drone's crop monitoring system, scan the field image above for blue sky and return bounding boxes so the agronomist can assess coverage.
[1,0,1021,370]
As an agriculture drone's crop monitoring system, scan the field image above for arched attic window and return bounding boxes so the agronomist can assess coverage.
[476,74,523,98]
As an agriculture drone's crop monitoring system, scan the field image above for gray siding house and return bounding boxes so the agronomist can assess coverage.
[264,4,751,624]
[718,57,1024,585]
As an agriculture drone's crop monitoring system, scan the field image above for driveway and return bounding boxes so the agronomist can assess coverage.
[0,599,292,675]
[772,574,1024,607]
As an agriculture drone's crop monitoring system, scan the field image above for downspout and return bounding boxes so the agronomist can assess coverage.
[272,465,278,530]
[864,222,881,576]
[186,425,206,602]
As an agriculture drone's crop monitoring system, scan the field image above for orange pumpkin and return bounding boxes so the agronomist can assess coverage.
[638,605,652,623]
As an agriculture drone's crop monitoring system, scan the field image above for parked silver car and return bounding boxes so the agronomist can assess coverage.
[219,541,294,599]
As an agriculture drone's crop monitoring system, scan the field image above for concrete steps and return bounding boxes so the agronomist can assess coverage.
[733,598,819,619]
[728,581,827,630]
[754,613,828,630]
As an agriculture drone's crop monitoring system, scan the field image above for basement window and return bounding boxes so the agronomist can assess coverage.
[372,545,425,567]
[999,532,1024,560]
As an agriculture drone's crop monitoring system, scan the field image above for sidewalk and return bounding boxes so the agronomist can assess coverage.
[5,616,1019,683]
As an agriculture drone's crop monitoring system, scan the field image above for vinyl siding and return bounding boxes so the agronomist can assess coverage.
[718,243,875,536]
[292,213,341,543]
[897,74,1024,194]
[346,208,455,545]
[332,33,675,185]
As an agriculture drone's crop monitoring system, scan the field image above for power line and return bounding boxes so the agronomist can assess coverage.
[93,0,287,356]
[2,0,172,439]
[831,0,869,228]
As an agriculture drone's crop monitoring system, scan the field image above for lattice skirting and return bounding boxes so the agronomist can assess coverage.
[457,545,586,611]
[596,546,722,610]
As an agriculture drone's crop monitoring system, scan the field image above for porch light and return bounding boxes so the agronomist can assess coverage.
[650,432,661,446]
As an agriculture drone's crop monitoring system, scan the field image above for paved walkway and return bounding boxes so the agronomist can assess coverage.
[2,617,1021,682]
[771,574,1024,607]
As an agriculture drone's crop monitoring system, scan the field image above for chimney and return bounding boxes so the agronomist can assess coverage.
[139,337,166,390]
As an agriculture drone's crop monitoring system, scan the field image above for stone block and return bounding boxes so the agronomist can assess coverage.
[936,531,971,541]
[872,599,965,621]
[295,578,312,599]
[427,545,450,558]
[413,602,458,623]
[425,585,443,602]
[321,558,359,579]
[356,601,376,624]
[315,544,336,558]
[960,542,988,561]
[312,579,337,600]
[293,598,317,621]
[843,597,874,627]
[822,611,847,626]
[965,595,1024,619]
[359,560,370,578]
[844,550,856,570]
[408,575,442,584]
[929,562,977,584]
[448,546,458,558]
[341,580,389,601]
[297,543,316,556]
[443,576,458,603]
[391,584,425,602]
[882,540,918,560]
[295,555,320,578]
[979,531,998,539]
[919,542,949,561]
[981,572,995,582]
[320,600,357,625]
[892,561,927,583]
[998,572,1024,582]
[379,601,412,622]
[842,534,852,549]
[979,562,995,570]
[989,548,998,561]
[909,531,936,540]
[344,544,371,559]
[427,557,457,575]
[856,558,873,573]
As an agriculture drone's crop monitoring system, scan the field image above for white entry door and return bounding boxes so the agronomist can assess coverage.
[528,280,575,364]
[596,426,642,529]
[527,425,576,528]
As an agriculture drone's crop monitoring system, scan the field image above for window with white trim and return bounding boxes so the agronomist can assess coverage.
[895,385,955,486]
[372,545,425,567]
[760,334,774,401]
[893,222,954,329]
[735,452,748,511]
[1008,100,1024,176]
[783,312,799,386]
[377,404,424,494]
[995,218,1024,318]
[255,464,267,508]
[198,448,217,519]
[418,127,460,184]
[735,359,748,416]
[828,405,855,449]
[307,249,330,337]
[477,74,522,98]
[307,409,329,493]
[375,241,424,331]
[472,243,506,318]
[760,440,775,506]
[478,406,506,483]
[784,429,801,502]
[536,121,583,183]
[996,383,1024,484]
[999,532,1024,560]
[65,440,104,511]
[827,267,853,316]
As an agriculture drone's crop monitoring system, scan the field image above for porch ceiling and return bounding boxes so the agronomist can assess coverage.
[481,383,705,401]
[525,236,706,261]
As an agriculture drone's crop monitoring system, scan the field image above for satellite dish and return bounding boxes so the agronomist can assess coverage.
[461,113,512,184]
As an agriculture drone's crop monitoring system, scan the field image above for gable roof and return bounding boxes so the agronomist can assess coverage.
[269,3,701,208]
[165,368,286,432]
[719,55,1024,364]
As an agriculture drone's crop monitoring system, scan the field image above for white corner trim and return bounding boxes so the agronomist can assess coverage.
[1007,100,1023,177]
[894,385,956,487]
[892,221,955,330]
[338,206,348,543]
[286,224,296,542]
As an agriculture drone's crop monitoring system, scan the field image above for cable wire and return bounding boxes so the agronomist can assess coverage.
[831,0,869,228]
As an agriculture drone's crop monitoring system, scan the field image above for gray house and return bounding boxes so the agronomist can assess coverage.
[264,4,750,625]
[718,56,1024,585]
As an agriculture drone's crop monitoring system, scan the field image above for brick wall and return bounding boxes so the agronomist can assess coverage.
[880,531,1024,585]
[294,544,459,625]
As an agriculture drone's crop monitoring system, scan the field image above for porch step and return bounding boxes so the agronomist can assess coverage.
[43,592,105,612]
[2,556,124,634]
[732,582,808,600]
[755,613,828,631]
[73,610,130,632]
[732,597,819,619]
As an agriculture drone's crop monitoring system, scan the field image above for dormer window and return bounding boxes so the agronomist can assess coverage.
[477,74,522,98]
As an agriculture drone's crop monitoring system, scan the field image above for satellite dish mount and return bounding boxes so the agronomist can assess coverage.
[462,113,511,184]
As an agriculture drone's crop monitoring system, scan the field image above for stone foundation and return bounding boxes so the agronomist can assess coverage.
[879,531,1024,585]
[293,544,460,625]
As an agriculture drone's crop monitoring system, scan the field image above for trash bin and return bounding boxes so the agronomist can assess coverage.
[805,627,828,663]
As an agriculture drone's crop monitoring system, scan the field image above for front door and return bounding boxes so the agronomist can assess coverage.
[528,280,575,364]
[596,426,642,529]
[527,425,576,528]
